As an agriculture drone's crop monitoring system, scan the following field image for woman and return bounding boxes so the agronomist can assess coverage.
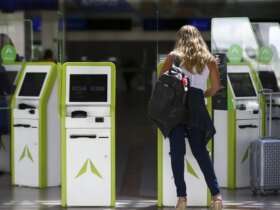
[160,25,222,210]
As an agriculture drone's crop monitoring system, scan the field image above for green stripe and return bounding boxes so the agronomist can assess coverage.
[250,69,266,137]
[156,63,164,207]
[109,62,116,207]
[61,63,67,206]
[228,85,236,189]
[157,130,163,207]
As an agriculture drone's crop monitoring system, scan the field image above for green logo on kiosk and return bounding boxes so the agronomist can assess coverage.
[76,159,102,179]
[227,44,243,64]
[1,44,17,63]
[19,145,33,162]
[257,47,273,64]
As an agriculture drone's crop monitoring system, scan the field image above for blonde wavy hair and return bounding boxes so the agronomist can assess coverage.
[173,25,215,74]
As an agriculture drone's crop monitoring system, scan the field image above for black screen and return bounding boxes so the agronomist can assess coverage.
[228,73,257,97]
[70,74,108,102]
[19,73,47,97]
[258,71,279,92]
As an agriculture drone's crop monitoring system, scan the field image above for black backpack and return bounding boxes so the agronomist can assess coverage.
[148,63,189,137]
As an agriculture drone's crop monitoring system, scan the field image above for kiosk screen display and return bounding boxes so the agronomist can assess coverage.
[70,74,108,102]
[258,71,279,92]
[19,73,47,97]
[228,73,256,97]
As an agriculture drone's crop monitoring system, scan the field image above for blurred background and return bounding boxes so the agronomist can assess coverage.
[1,0,280,207]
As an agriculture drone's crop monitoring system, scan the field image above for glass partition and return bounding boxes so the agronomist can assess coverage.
[252,22,280,79]
[211,17,259,58]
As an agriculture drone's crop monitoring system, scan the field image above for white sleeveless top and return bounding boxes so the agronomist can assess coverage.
[181,65,209,92]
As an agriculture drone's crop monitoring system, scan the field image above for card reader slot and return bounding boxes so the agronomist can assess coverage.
[95,117,104,123]
[272,117,280,121]
[70,135,97,139]
[71,110,88,118]
[99,136,109,139]
[13,124,31,128]
[238,124,258,129]
[18,103,35,110]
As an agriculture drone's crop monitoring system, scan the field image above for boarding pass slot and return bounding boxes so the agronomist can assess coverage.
[71,110,87,118]
[238,124,258,129]
[66,116,111,129]
[14,124,31,128]
[69,135,109,140]
[70,135,96,139]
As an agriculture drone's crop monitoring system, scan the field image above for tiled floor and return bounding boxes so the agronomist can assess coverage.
[0,172,280,210]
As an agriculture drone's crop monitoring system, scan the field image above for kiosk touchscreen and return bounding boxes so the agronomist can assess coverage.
[0,64,23,173]
[228,72,257,97]
[258,71,279,92]
[61,63,116,207]
[157,63,212,207]
[11,63,60,188]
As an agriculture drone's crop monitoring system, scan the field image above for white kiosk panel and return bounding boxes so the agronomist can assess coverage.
[62,63,115,207]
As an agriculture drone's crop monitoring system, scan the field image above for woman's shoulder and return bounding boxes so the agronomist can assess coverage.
[166,51,178,60]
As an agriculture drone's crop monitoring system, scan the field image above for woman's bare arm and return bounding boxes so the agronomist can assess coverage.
[204,61,221,97]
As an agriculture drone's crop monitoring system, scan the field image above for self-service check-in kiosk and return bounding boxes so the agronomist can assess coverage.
[157,63,213,207]
[11,62,60,187]
[211,18,262,189]
[0,63,23,172]
[213,62,260,189]
[251,22,280,137]
[61,62,116,207]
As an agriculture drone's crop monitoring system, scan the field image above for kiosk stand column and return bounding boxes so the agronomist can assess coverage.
[61,62,116,207]
[157,63,212,207]
[11,62,60,187]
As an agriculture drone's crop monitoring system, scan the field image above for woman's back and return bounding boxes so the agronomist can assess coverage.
[182,65,209,92]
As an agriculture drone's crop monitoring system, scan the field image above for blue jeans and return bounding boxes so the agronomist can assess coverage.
[168,124,220,197]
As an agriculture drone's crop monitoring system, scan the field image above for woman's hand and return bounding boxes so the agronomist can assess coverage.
[204,61,221,97]
[159,53,174,76]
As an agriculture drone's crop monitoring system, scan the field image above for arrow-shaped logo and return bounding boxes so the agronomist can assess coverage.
[241,146,250,164]
[19,145,33,162]
[186,160,199,179]
[75,159,102,179]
